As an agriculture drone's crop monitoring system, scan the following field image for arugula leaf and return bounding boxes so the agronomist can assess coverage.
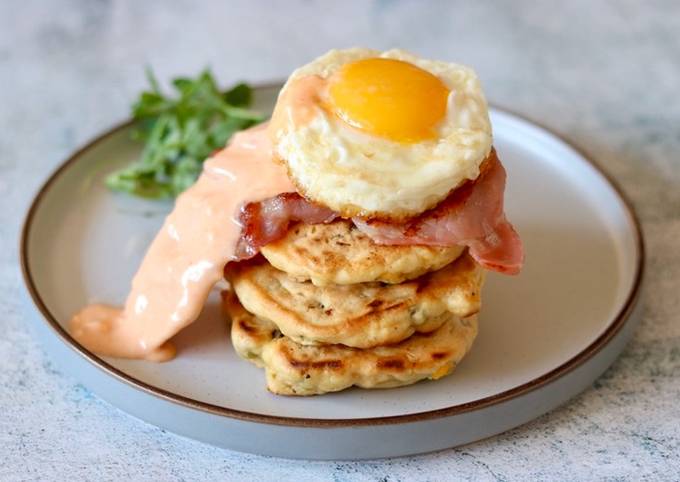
[106,68,265,198]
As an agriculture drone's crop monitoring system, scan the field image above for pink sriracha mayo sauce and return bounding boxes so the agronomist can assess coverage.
[70,123,295,361]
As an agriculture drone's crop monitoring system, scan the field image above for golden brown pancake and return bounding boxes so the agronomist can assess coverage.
[225,292,478,396]
[260,220,465,286]
[225,253,483,349]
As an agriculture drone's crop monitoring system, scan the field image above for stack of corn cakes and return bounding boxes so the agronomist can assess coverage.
[224,220,485,396]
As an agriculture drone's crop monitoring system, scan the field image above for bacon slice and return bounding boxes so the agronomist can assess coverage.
[234,192,337,260]
[233,150,523,275]
[352,150,524,275]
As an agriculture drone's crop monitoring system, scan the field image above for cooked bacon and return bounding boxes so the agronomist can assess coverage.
[234,192,337,260]
[232,150,523,275]
[352,150,524,275]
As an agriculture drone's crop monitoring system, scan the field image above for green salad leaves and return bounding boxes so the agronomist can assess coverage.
[106,69,265,198]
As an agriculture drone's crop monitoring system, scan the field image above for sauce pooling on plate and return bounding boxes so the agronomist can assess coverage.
[70,123,294,361]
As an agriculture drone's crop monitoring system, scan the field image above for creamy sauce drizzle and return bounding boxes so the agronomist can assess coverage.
[70,124,295,361]
[270,75,326,140]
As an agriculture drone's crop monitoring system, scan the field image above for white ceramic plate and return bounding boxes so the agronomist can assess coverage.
[21,85,644,459]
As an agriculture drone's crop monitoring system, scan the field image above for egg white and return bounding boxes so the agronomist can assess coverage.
[272,48,493,219]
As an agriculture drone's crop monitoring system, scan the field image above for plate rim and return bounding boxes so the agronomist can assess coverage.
[19,84,645,428]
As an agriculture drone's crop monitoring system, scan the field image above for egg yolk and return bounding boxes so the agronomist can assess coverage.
[328,58,449,143]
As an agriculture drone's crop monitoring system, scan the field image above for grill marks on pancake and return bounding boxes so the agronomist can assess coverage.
[237,319,256,334]
[227,293,480,395]
[288,358,343,370]
[284,347,445,372]
[279,345,344,371]
[260,218,465,287]
[376,358,405,370]
[258,318,454,375]
[227,253,483,349]
[431,351,450,360]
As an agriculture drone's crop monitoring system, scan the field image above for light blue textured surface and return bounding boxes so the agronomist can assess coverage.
[1,1,679,480]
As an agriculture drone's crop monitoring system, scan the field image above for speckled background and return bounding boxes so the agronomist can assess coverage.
[2,1,679,480]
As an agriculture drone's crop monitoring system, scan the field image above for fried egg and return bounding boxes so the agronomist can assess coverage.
[270,48,493,220]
